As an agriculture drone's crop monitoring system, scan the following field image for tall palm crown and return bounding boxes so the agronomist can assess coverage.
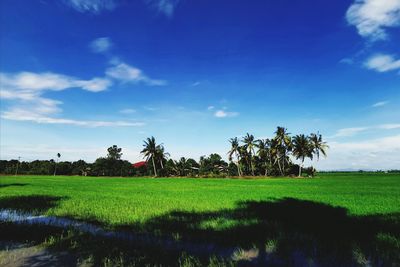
[228,137,240,161]
[141,136,159,176]
[256,139,271,176]
[292,134,313,162]
[243,133,256,155]
[274,126,292,175]
[242,133,256,175]
[292,134,314,176]
[156,144,170,169]
[309,133,328,160]
[274,127,292,148]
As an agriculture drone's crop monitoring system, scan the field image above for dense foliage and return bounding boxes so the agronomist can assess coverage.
[1,126,329,177]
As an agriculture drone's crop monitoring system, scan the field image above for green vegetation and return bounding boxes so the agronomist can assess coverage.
[1,173,399,225]
[1,173,399,265]
[0,126,330,178]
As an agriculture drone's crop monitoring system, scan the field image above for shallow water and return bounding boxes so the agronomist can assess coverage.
[0,209,377,266]
[0,209,235,257]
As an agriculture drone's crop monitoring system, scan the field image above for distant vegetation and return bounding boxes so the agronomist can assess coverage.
[0,127,330,178]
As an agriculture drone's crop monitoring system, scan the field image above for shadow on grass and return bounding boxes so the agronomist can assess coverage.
[0,195,65,214]
[1,196,399,266]
[0,183,29,188]
[121,198,400,266]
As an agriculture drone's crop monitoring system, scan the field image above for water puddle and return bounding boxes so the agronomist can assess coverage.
[0,209,234,257]
[0,209,379,266]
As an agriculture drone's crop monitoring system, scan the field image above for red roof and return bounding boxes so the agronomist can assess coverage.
[132,161,147,168]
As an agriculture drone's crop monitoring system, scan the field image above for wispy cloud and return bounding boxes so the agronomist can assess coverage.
[64,0,117,14]
[119,108,136,114]
[145,0,180,18]
[364,54,400,72]
[346,0,400,41]
[191,81,201,87]
[90,37,113,53]
[332,127,369,137]
[207,106,215,111]
[372,100,389,107]
[331,123,400,138]
[0,69,146,127]
[214,110,239,118]
[316,134,400,170]
[378,123,400,129]
[106,62,167,86]
[1,108,144,127]
[0,72,111,93]
[339,58,354,65]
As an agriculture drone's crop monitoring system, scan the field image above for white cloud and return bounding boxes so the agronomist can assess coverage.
[1,108,144,127]
[90,37,113,53]
[106,62,167,86]
[364,54,400,72]
[119,108,136,114]
[331,127,369,137]
[379,123,400,129]
[315,135,400,170]
[346,0,400,40]
[207,106,215,110]
[330,123,400,138]
[372,100,389,107]
[0,71,144,127]
[64,0,117,14]
[146,0,180,18]
[214,110,239,118]
[0,72,111,92]
[339,58,354,65]
[191,81,201,86]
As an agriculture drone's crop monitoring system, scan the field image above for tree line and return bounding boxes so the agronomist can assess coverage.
[1,126,329,177]
[141,126,328,177]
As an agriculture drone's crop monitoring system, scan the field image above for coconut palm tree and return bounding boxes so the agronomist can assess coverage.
[141,136,159,177]
[174,157,191,176]
[242,133,256,176]
[292,134,313,177]
[256,139,271,176]
[156,144,170,169]
[309,132,328,160]
[228,137,242,176]
[274,127,292,176]
[54,153,61,176]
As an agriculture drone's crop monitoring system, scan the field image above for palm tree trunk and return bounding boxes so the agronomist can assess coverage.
[277,157,284,176]
[264,161,268,176]
[53,160,58,176]
[236,153,242,176]
[151,157,157,177]
[298,158,304,177]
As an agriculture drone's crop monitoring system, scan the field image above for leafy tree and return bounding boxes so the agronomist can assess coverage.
[156,144,170,169]
[242,133,256,176]
[309,132,328,160]
[256,139,271,176]
[107,145,123,160]
[228,137,242,176]
[141,137,160,177]
[274,127,292,176]
[292,134,313,177]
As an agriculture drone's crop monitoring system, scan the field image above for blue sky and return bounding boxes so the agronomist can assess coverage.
[1,0,399,170]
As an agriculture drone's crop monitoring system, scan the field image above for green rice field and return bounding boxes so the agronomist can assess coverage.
[1,173,399,227]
